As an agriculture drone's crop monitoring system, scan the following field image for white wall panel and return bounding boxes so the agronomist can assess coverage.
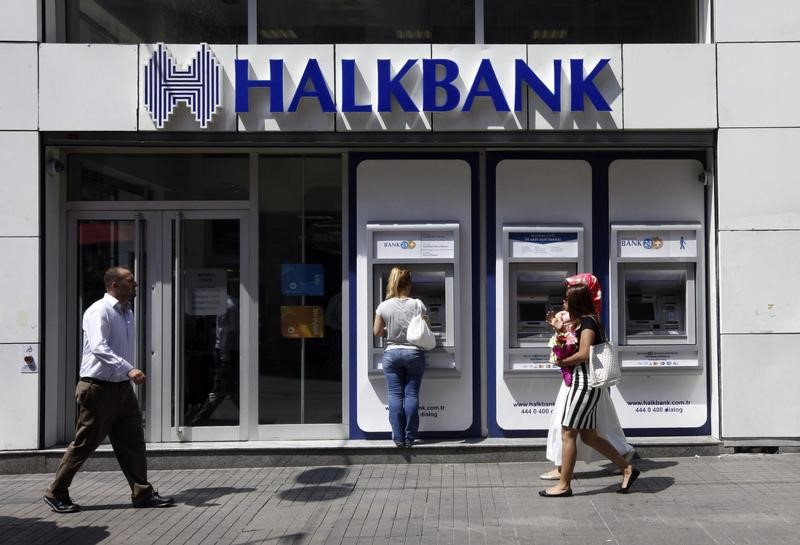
[718,129,800,230]
[721,334,800,438]
[527,44,622,130]
[0,343,39,449]
[0,132,38,236]
[39,44,138,131]
[609,160,705,222]
[718,43,800,128]
[0,237,39,343]
[432,45,525,131]
[336,44,429,131]
[719,231,800,334]
[139,44,237,131]
[355,160,474,433]
[622,44,716,129]
[716,0,800,43]
[494,160,593,431]
[0,43,38,130]
[239,45,335,131]
[0,0,40,42]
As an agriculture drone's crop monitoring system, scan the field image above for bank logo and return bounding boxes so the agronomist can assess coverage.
[642,237,663,250]
[383,240,417,249]
[143,43,222,128]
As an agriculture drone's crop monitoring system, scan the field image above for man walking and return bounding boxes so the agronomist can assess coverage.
[43,266,173,513]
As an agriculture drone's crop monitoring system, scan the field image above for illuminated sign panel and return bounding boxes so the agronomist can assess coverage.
[142,43,618,130]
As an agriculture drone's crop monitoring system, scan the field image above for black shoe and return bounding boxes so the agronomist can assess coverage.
[133,491,175,508]
[394,442,405,448]
[617,467,641,494]
[43,495,81,513]
[538,488,573,498]
[404,440,415,448]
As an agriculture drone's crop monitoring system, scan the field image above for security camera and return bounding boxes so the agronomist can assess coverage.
[46,158,65,175]
[698,170,713,186]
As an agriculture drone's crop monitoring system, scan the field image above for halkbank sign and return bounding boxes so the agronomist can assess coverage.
[141,43,621,130]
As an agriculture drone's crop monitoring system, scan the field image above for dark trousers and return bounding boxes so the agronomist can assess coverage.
[46,380,153,502]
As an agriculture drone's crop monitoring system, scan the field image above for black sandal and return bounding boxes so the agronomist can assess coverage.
[539,488,573,498]
[617,467,641,494]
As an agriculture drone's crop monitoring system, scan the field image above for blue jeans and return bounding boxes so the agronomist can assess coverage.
[382,348,425,445]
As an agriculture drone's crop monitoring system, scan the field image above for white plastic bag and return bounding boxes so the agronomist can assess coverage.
[406,299,436,351]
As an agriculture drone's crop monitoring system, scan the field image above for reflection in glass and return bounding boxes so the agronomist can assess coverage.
[257,0,474,43]
[67,154,249,202]
[259,156,342,425]
[174,219,241,427]
[65,0,246,43]
[485,0,699,44]
[77,220,146,420]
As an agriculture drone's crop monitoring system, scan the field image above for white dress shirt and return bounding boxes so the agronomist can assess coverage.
[80,293,135,382]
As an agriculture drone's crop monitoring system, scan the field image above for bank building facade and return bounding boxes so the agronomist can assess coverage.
[0,1,797,453]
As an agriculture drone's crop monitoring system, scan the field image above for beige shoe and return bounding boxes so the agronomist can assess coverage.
[539,469,561,480]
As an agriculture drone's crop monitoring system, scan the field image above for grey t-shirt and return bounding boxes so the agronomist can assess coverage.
[375,297,428,350]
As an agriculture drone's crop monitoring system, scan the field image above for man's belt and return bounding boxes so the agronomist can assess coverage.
[80,377,128,386]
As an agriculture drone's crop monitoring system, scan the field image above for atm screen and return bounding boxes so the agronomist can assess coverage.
[519,302,547,322]
[628,302,655,321]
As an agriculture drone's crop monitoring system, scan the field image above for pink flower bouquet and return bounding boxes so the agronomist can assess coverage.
[548,311,577,386]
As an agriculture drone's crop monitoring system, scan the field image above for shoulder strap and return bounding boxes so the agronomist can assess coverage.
[588,315,607,343]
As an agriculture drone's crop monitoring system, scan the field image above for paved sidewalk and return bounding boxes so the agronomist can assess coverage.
[1,453,798,545]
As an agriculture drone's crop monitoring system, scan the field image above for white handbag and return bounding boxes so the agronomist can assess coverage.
[406,299,436,351]
[588,318,622,388]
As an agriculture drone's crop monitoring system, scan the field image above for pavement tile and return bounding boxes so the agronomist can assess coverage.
[3,454,800,544]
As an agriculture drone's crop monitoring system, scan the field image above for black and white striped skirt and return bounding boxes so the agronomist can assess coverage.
[561,363,601,429]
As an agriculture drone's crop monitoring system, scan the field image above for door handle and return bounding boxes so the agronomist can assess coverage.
[174,213,184,436]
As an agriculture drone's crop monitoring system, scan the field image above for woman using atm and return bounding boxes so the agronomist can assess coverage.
[373,267,428,448]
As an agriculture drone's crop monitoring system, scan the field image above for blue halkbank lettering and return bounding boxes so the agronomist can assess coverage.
[234,57,612,114]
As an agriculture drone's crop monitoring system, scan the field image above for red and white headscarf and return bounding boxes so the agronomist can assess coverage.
[565,273,602,316]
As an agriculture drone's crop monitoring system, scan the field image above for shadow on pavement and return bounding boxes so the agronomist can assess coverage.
[0,515,109,544]
[276,466,356,502]
[572,475,676,496]
[277,484,354,502]
[236,533,308,545]
[175,486,257,507]
[294,467,348,485]
[584,458,679,478]
[79,503,135,511]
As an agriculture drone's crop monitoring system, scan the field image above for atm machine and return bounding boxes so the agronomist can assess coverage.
[610,223,704,369]
[493,224,586,433]
[502,225,585,373]
[367,222,460,373]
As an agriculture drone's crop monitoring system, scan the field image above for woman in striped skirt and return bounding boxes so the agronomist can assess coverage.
[539,283,640,497]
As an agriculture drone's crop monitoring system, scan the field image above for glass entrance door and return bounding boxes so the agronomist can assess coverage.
[69,210,248,443]
[68,213,147,438]
[161,211,248,441]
